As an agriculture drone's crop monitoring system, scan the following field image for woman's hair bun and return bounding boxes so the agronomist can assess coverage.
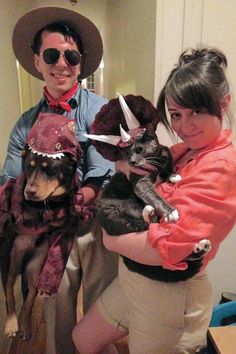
[179,46,227,68]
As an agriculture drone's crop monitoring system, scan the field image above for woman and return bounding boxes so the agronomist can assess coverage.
[72,46,236,354]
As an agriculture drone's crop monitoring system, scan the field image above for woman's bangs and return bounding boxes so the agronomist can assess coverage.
[167,71,218,115]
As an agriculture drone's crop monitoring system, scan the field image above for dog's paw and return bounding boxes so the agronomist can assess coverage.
[5,313,19,337]
[193,239,211,254]
[142,205,155,223]
[164,209,179,223]
[19,317,31,341]
[38,290,51,298]
[169,174,182,183]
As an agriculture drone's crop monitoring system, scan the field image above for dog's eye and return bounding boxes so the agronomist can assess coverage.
[25,160,35,171]
[43,165,59,177]
[44,166,58,177]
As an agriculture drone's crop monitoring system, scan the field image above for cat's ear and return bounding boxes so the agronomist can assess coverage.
[141,124,157,142]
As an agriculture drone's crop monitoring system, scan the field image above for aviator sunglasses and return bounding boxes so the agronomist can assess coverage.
[43,48,82,66]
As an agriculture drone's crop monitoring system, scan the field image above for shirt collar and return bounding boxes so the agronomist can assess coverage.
[171,129,233,164]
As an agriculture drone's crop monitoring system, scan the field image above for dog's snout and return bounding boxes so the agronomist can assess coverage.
[25,186,37,194]
[24,185,38,200]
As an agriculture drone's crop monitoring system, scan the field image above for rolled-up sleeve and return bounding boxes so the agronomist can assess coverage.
[0,114,31,184]
[148,157,236,270]
[75,90,115,187]
[0,103,42,185]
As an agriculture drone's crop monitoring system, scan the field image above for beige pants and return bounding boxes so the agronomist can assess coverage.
[97,257,213,354]
[44,218,118,354]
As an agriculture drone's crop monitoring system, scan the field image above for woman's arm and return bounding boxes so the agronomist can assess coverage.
[148,157,236,270]
[102,228,163,265]
[103,153,236,270]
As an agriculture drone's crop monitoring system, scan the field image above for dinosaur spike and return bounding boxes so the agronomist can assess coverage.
[119,124,132,142]
[84,133,121,146]
[117,92,140,130]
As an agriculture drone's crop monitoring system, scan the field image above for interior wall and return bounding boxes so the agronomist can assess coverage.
[155,0,236,304]
[0,0,31,166]
[201,0,236,304]
[103,0,156,101]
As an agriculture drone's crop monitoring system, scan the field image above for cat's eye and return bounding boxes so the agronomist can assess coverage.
[135,146,143,154]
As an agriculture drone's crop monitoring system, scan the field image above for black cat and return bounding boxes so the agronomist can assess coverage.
[97,124,211,282]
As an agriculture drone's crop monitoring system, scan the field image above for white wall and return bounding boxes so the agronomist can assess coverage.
[155,0,236,304]
[0,0,29,165]
[103,0,156,101]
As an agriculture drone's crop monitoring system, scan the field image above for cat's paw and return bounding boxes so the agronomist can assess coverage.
[164,209,179,223]
[186,239,212,261]
[169,174,182,183]
[142,205,155,223]
[193,239,211,254]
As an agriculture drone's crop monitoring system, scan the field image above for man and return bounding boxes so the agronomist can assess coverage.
[0,7,118,354]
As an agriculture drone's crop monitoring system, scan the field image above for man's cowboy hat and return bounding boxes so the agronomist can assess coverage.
[12,6,103,80]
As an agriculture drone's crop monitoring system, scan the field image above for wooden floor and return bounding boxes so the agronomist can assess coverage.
[1,292,129,354]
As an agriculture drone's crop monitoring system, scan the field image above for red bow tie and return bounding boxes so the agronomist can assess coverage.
[44,83,78,112]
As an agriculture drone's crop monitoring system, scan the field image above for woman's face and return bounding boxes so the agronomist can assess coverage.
[166,97,222,150]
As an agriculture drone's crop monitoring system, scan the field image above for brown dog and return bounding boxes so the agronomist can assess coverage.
[0,113,82,340]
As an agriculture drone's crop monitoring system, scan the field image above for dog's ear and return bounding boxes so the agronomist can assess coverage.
[69,155,78,165]
[77,146,83,162]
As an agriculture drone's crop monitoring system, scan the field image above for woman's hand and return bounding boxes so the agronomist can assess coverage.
[115,160,131,177]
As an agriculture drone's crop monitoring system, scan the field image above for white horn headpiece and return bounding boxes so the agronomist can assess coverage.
[84,133,120,146]
[119,124,131,142]
[117,92,140,130]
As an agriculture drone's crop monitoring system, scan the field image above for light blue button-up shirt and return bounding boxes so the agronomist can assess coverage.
[0,87,114,186]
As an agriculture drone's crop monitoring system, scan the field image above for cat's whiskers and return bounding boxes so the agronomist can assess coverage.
[144,157,166,167]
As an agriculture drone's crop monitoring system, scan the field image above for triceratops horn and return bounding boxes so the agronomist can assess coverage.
[119,124,132,142]
[117,93,140,130]
[84,133,121,146]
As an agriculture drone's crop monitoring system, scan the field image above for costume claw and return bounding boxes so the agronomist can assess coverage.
[142,205,155,223]
[164,209,179,223]
[169,174,182,183]
[193,239,211,254]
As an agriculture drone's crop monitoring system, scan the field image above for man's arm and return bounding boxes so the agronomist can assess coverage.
[0,119,26,184]
[0,103,42,185]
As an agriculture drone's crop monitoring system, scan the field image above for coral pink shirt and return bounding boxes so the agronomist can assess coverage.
[148,129,236,271]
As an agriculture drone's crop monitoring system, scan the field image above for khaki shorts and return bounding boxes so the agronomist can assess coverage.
[97,257,213,354]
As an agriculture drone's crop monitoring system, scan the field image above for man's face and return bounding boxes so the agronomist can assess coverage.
[34,31,81,98]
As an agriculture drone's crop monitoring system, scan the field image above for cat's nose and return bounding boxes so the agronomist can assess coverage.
[129,160,136,166]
